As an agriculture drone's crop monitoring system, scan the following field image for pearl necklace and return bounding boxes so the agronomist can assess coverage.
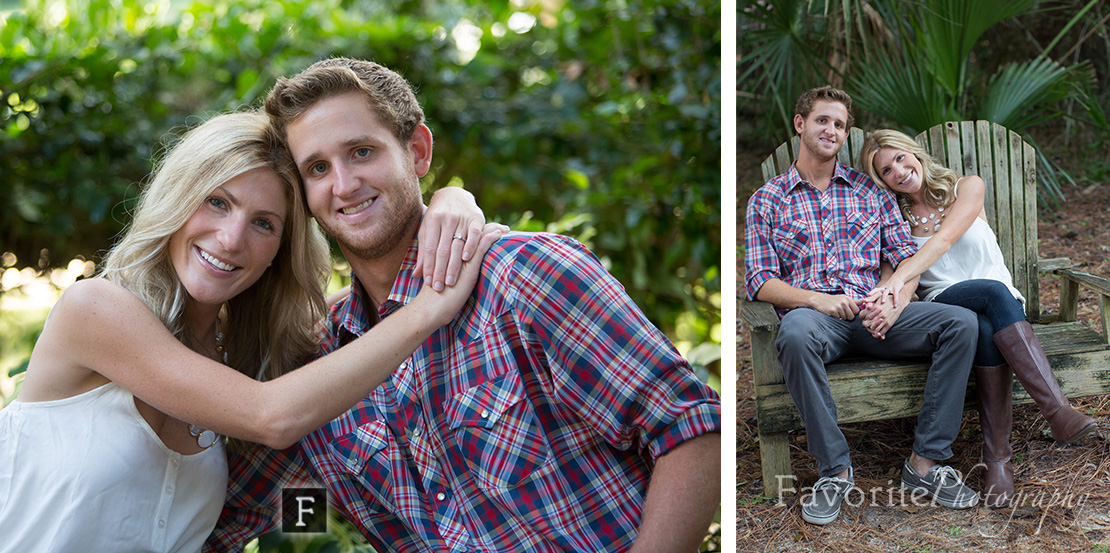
[188,318,225,449]
[908,206,946,233]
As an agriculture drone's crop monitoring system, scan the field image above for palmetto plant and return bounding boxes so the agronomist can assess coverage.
[739,0,1108,202]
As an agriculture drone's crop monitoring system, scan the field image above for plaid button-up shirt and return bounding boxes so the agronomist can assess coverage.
[204,232,721,552]
[745,161,917,312]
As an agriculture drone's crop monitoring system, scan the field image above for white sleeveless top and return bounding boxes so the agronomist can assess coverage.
[912,215,1026,309]
[0,382,227,553]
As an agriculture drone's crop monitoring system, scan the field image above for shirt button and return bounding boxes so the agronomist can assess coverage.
[480,409,489,419]
[165,486,173,494]
[436,492,446,501]
[158,520,165,529]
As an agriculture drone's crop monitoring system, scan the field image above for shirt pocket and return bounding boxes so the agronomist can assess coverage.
[844,211,880,266]
[327,420,396,513]
[771,219,810,270]
[445,372,552,491]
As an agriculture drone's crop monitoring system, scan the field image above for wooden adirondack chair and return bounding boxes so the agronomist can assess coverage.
[741,120,1110,498]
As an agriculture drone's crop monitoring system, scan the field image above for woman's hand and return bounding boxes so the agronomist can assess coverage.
[410,223,504,327]
[864,279,905,308]
[417,187,508,291]
[862,286,891,307]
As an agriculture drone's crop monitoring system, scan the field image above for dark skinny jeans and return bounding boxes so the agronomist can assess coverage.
[932,279,1026,367]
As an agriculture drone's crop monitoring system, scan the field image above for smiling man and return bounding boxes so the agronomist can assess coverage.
[205,58,721,553]
[744,86,980,525]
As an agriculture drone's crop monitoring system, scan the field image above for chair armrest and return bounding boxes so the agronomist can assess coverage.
[740,299,781,332]
[1038,257,1074,274]
[1055,268,1110,296]
[1054,268,1110,340]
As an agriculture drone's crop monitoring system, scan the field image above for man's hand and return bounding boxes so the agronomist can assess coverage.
[808,293,862,321]
[859,298,900,339]
[862,268,918,339]
[860,284,913,339]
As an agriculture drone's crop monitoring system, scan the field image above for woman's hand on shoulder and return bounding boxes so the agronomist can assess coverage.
[418,187,508,292]
[410,223,504,327]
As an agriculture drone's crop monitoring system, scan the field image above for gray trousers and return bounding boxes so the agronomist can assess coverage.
[776,302,978,478]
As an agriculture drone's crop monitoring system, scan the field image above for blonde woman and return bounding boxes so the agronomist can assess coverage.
[859,128,1096,508]
[0,111,502,552]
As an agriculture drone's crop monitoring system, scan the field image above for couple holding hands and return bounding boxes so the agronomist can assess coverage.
[745,85,1097,525]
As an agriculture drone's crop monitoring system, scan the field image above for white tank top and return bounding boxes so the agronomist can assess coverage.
[0,382,227,553]
[912,216,1026,309]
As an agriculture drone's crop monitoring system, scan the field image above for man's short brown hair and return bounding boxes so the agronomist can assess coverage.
[794,86,854,129]
[264,57,425,144]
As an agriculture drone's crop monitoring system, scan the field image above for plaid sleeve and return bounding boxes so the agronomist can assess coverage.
[744,184,780,301]
[877,188,918,268]
[203,443,316,552]
[507,234,721,465]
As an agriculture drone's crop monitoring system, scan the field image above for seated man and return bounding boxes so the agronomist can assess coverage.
[744,85,979,525]
[205,58,722,552]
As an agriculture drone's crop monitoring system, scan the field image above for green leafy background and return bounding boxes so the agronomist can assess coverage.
[739,0,1110,205]
[1,0,720,369]
[0,0,723,550]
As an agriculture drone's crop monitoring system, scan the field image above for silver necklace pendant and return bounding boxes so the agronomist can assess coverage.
[189,424,217,449]
[912,206,947,234]
[215,329,227,364]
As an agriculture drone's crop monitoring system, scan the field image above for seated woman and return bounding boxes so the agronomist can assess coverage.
[0,111,505,552]
[859,128,1097,508]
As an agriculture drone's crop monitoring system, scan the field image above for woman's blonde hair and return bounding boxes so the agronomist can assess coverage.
[100,111,330,409]
[859,128,959,222]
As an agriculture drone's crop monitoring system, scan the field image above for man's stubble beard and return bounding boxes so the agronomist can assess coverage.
[802,132,841,163]
[320,187,424,262]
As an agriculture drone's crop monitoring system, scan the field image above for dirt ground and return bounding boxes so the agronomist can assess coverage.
[735,148,1110,553]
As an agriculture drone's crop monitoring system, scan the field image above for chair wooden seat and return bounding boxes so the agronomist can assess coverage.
[741,121,1110,497]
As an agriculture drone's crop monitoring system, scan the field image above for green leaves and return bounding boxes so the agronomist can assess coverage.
[846,37,955,134]
[739,0,831,131]
[979,58,1079,131]
[740,0,1104,205]
[914,0,1039,98]
[0,0,719,353]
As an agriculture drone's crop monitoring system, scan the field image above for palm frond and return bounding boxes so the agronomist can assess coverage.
[914,0,1039,98]
[845,41,953,133]
[739,0,831,129]
[978,58,1088,132]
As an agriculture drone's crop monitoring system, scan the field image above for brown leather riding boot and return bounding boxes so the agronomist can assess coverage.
[993,321,1098,444]
[975,364,1014,508]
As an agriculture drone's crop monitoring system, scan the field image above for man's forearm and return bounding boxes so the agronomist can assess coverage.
[754,278,817,309]
[630,432,721,553]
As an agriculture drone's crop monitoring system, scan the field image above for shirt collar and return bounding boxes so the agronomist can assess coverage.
[336,236,424,337]
[386,238,424,308]
[784,159,854,193]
